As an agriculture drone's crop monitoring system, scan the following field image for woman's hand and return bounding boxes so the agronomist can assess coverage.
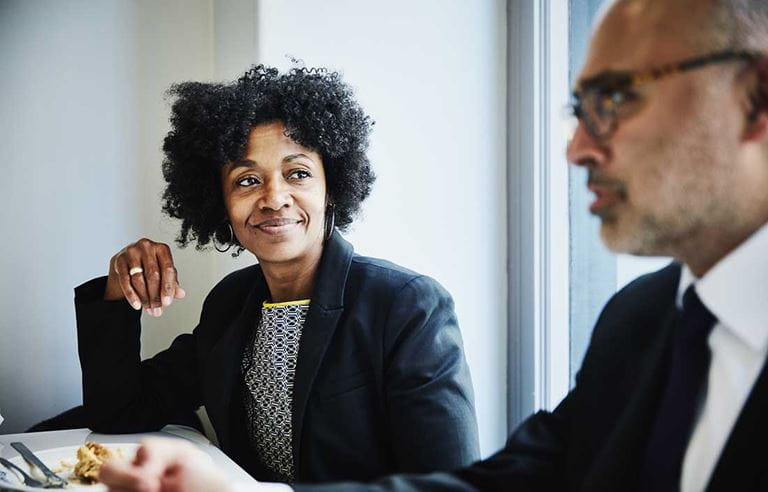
[105,238,186,316]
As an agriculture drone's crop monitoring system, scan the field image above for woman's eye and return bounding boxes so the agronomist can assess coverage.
[236,176,260,187]
[289,169,311,180]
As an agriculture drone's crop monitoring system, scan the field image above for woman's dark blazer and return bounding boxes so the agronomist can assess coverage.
[75,231,480,483]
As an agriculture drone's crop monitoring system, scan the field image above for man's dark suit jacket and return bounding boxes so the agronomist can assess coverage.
[295,263,768,491]
[75,232,479,483]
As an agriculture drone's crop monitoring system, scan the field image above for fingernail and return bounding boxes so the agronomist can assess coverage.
[132,301,142,310]
[177,287,186,299]
[153,308,162,317]
[162,296,172,307]
[144,307,153,317]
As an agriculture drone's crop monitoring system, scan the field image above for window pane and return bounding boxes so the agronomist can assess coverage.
[568,0,613,384]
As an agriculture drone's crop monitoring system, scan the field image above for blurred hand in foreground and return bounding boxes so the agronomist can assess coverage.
[99,438,232,492]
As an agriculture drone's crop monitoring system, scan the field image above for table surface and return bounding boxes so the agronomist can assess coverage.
[0,425,254,485]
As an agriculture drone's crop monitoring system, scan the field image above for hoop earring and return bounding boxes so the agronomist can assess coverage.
[214,222,234,253]
[325,203,336,240]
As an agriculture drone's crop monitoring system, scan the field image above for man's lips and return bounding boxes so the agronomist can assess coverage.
[251,218,304,235]
[587,180,627,215]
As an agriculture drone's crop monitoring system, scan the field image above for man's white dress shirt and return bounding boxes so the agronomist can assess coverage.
[680,223,768,492]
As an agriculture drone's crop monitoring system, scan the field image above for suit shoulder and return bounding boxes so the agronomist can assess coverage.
[589,262,680,346]
[576,262,680,388]
[350,255,419,285]
[605,262,680,312]
[349,255,448,296]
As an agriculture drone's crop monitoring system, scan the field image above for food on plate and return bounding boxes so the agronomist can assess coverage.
[52,460,74,474]
[73,442,117,484]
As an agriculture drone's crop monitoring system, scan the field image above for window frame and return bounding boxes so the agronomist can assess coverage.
[506,0,571,428]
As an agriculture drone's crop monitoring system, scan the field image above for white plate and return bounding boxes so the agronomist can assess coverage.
[2,443,138,491]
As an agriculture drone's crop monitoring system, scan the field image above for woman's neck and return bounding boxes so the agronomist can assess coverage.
[259,245,324,303]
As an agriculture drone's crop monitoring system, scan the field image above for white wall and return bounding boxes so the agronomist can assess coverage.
[252,0,508,455]
[0,0,140,432]
[0,0,218,433]
[0,0,507,457]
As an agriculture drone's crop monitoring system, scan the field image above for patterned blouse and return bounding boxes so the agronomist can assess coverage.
[241,299,310,482]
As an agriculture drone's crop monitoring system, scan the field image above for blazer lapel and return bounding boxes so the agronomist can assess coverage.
[291,231,354,477]
[204,271,268,451]
[581,308,678,492]
[705,355,768,491]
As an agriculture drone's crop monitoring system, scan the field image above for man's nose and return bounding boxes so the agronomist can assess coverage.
[566,120,607,169]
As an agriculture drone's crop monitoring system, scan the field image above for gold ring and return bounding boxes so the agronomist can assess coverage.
[129,267,144,276]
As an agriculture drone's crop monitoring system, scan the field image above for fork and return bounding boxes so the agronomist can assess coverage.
[0,456,62,488]
[0,468,19,487]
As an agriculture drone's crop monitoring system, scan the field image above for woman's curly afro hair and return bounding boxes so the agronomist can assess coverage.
[161,64,375,254]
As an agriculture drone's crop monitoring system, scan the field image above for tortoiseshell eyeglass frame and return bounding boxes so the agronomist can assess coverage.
[570,50,760,141]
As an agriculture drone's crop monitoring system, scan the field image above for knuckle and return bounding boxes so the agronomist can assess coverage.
[137,237,153,248]
[147,269,161,280]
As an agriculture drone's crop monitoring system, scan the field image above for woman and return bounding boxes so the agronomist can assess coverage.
[75,65,479,484]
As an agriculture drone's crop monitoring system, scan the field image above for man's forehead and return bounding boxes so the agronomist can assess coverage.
[576,0,716,85]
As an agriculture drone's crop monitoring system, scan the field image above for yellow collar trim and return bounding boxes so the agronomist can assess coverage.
[262,299,311,308]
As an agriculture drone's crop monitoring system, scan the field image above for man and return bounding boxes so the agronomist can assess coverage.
[99,0,768,490]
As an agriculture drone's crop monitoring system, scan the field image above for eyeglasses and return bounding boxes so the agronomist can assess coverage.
[570,50,760,141]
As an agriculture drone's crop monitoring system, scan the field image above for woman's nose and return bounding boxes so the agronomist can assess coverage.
[259,179,293,210]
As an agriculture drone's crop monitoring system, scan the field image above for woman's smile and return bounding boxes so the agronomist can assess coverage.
[252,217,305,236]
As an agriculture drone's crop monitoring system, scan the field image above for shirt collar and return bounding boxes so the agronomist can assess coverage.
[677,222,768,353]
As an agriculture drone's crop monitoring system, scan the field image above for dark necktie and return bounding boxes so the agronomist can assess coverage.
[639,285,717,491]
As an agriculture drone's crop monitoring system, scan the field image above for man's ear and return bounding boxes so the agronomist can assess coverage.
[744,56,768,142]
[744,113,768,141]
